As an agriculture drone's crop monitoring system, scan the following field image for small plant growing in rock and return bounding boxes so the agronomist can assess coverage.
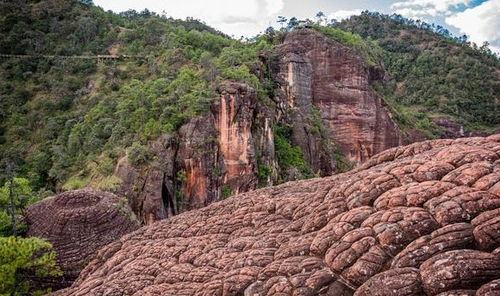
[127,142,150,167]
[221,185,233,199]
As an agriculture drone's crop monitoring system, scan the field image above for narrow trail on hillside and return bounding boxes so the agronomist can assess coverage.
[0,54,145,61]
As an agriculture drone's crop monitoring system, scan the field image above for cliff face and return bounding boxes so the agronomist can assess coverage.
[113,29,405,224]
[114,82,274,224]
[275,29,401,163]
[51,135,500,296]
[214,83,264,194]
[114,135,178,225]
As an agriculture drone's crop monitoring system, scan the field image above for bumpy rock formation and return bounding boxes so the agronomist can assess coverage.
[52,135,500,295]
[275,28,401,163]
[25,189,140,287]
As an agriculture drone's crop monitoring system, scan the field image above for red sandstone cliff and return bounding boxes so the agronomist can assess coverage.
[113,82,274,224]
[112,29,405,224]
[274,29,401,163]
[214,83,268,194]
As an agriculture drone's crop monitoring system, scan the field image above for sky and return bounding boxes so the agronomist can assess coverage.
[93,0,500,53]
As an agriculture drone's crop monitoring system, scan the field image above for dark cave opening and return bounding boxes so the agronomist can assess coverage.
[161,176,176,217]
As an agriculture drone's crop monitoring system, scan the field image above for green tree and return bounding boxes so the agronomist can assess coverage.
[78,0,94,6]
[0,237,62,295]
[277,16,287,29]
[287,17,299,30]
[0,177,35,237]
[315,11,326,25]
[127,142,150,167]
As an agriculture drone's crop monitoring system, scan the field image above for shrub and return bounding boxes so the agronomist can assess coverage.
[0,237,62,295]
[127,142,150,167]
[274,126,311,179]
[92,176,122,191]
[312,25,383,66]
[257,164,273,187]
[0,177,37,236]
[221,185,233,199]
[62,176,88,190]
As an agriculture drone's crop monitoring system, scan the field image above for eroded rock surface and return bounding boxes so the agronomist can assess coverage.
[113,82,275,225]
[275,28,401,163]
[25,189,140,287]
[54,135,500,295]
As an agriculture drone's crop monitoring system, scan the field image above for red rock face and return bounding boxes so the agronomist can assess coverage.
[276,29,401,163]
[113,135,178,225]
[110,30,407,222]
[177,116,223,209]
[113,83,275,224]
[52,135,500,295]
[25,189,140,288]
[214,83,260,194]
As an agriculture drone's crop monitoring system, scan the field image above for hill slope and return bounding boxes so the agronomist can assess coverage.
[336,11,500,139]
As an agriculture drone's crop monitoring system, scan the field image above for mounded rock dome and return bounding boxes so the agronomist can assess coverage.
[53,135,500,295]
[25,189,140,287]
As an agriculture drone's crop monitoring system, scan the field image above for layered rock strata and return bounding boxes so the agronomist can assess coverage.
[113,29,405,224]
[274,29,401,163]
[25,189,140,287]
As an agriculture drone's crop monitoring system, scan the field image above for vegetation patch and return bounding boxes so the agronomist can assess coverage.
[274,125,312,181]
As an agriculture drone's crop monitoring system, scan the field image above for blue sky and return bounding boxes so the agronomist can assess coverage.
[93,0,500,52]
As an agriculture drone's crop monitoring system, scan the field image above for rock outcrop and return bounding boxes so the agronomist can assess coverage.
[214,83,271,195]
[274,28,401,163]
[25,189,140,287]
[52,135,500,295]
[113,82,275,224]
[112,29,405,224]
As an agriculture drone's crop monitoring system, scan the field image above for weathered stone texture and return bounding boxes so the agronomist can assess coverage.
[53,135,500,295]
[25,189,140,287]
[275,28,401,163]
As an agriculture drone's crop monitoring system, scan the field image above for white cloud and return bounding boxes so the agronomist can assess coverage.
[93,0,284,37]
[391,0,473,12]
[388,0,500,53]
[391,0,474,19]
[446,0,500,53]
[328,9,363,21]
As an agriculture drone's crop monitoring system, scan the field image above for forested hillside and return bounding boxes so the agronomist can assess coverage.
[0,0,271,192]
[1,2,499,293]
[1,0,499,226]
[336,11,499,138]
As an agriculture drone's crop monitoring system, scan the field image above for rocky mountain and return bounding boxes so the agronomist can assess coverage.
[0,0,498,226]
[48,134,500,295]
[274,29,400,163]
[111,28,403,225]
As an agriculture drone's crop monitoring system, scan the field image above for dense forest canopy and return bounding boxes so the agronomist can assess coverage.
[335,11,499,131]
